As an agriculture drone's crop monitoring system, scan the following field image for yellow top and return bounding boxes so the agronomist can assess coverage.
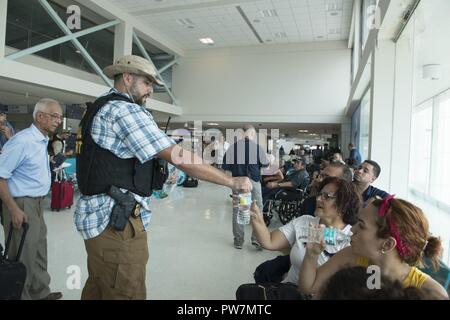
[356,256,429,288]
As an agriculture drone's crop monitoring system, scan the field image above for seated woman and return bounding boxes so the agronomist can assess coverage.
[298,196,449,299]
[237,177,361,299]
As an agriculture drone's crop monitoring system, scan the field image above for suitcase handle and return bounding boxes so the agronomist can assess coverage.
[4,222,29,262]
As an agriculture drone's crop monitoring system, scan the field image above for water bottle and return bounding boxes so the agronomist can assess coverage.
[236,193,252,225]
[296,216,351,246]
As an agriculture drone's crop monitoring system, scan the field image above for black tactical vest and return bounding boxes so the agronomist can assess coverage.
[76,93,156,197]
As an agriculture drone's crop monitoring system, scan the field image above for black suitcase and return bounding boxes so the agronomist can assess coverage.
[0,222,29,300]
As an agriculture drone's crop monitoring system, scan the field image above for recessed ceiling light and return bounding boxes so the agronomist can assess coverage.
[261,9,278,17]
[298,130,309,133]
[199,37,214,44]
[207,123,219,126]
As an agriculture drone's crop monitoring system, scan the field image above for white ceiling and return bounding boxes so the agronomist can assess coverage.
[154,119,340,139]
[110,0,353,49]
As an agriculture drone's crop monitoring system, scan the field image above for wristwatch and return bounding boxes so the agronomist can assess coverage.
[277,183,281,188]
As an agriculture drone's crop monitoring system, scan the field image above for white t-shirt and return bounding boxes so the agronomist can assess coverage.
[279,215,352,284]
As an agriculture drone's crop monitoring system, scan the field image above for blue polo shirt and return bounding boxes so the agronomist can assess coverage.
[0,124,51,197]
[362,185,390,206]
[222,138,269,182]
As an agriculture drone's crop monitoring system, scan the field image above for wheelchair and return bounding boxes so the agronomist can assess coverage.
[264,188,307,226]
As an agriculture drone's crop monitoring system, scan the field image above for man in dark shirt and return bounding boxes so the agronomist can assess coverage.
[353,160,389,206]
[262,157,309,214]
[222,124,269,250]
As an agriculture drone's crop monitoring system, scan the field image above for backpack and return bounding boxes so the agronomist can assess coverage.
[183,176,198,188]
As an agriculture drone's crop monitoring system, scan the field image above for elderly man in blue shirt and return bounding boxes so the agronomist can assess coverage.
[0,98,63,300]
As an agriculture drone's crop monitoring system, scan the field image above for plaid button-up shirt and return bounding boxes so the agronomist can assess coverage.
[74,88,175,239]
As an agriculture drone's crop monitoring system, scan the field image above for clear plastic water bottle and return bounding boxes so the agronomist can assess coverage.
[236,193,252,225]
[296,216,351,246]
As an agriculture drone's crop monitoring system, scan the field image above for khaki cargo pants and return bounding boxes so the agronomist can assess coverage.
[81,217,149,300]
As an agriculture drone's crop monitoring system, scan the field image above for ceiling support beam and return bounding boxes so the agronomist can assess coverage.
[133,32,178,105]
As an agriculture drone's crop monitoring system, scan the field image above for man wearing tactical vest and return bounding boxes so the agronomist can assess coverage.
[75,55,252,300]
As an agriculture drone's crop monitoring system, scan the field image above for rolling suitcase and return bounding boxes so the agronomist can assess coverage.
[0,222,29,300]
[51,168,74,211]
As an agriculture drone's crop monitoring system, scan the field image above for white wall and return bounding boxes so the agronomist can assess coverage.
[412,0,450,106]
[173,41,351,124]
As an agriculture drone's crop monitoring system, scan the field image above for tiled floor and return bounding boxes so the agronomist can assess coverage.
[1,182,282,300]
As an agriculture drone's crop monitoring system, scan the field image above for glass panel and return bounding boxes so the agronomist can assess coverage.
[5,22,29,49]
[409,101,433,193]
[431,92,450,205]
[359,89,371,162]
[6,0,113,75]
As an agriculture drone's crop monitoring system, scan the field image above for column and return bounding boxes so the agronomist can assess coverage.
[114,21,133,61]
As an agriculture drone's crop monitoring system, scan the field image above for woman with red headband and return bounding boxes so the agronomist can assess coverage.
[298,196,449,299]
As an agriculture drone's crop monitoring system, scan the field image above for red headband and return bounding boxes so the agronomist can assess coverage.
[377,195,410,258]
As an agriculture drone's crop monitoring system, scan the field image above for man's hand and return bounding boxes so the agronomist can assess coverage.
[230,176,252,193]
[10,208,27,229]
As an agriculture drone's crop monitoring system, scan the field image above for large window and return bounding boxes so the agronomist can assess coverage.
[431,91,450,206]
[409,101,433,194]
[409,91,450,209]
[359,88,371,162]
[6,0,114,72]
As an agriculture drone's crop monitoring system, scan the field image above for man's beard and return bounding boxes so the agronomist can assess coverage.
[129,82,149,106]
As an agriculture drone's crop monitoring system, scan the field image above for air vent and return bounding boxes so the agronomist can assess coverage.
[273,32,287,38]
[177,18,194,27]
[261,9,278,17]
[325,3,343,11]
